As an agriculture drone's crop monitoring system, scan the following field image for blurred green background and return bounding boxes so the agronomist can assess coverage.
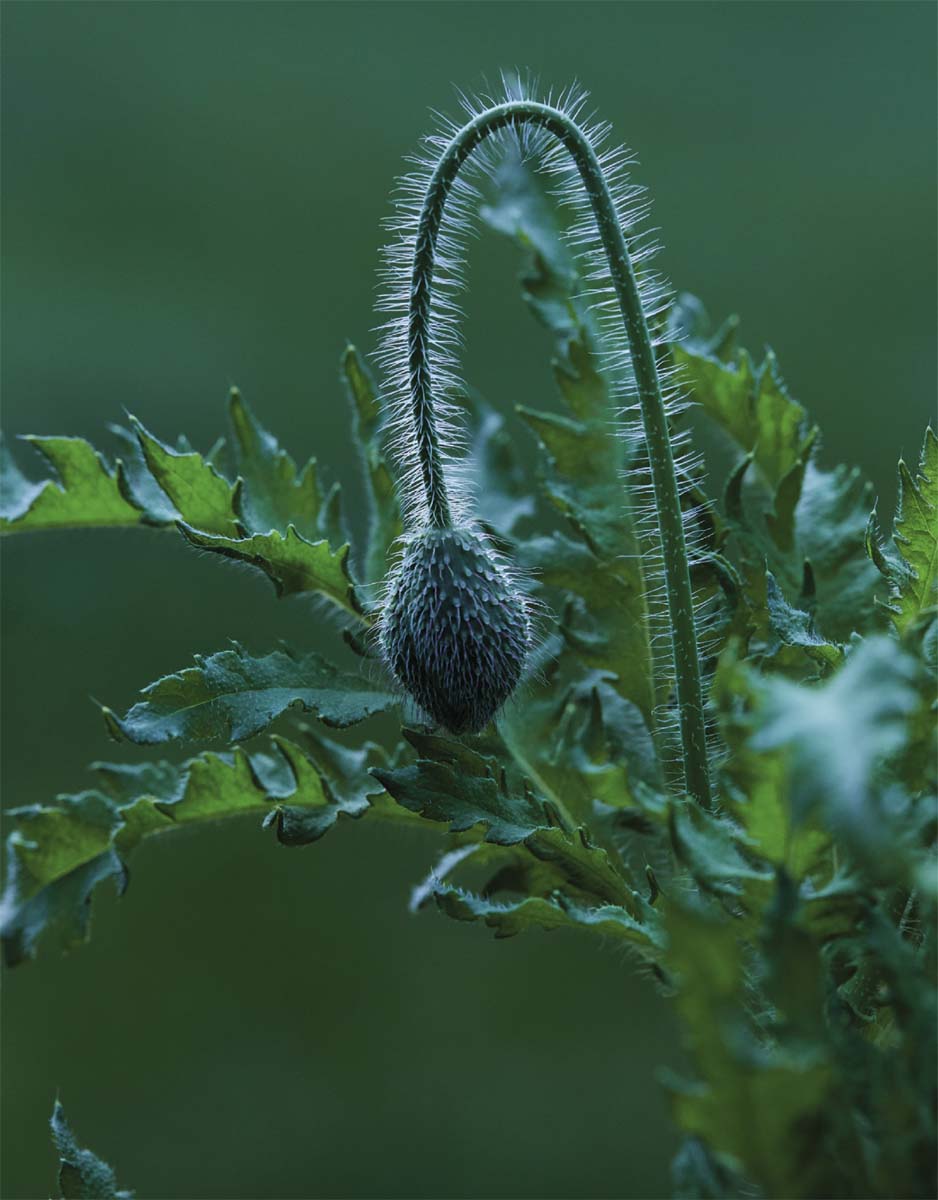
[2,3,934,1198]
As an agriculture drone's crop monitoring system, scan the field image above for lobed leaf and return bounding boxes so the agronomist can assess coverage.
[2,733,397,965]
[482,153,658,726]
[0,434,141,533]
[341,345,402,585]
[673,343,815,492]
[177,522,365,620]
[372,728,547,845]
[130,415,238,535]
[868,425,937,635]
[373,727,644,916]
[228,387,327,542]
[102,644,393,746]
[50,1100,133,1200]
[430,885,660,949]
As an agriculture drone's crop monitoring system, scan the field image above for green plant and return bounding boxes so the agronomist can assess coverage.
[3,85,935,1200]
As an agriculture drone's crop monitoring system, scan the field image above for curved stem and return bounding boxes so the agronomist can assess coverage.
[408,100,711,807]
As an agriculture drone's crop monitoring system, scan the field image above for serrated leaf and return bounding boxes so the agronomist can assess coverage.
[468,399,535,537]
[51,1100,133,1200]
[670,1136,751,1200]
[103,645,394,745]
[876,426,938,635]
[733,456,881,643]
[2,735,399,964]
[791,459,883,638]
[663,898,841,1200]
[0,847,125,968]
[517,531,657,727]
[673,342,815,492]
[7,791,123,889]
[668,799,770,899]
[373,728,642,914]
[108,423,181,524]
[372,729,546,845]
[481,154,658,726]
[431,885,659,948]
[495,656,658,835]
[131,415,238,535]
[177,522,365,620]
[673,311,882,640]
[341,345,402,585]
[0,434,142,533]
[259,731,401,846]
[743,636,932,888]
[228,387,331,543]
[740,569,845,675]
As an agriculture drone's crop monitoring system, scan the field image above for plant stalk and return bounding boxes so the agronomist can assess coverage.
[407,100,712,807]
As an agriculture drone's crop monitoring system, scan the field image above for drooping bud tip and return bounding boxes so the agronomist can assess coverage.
[380,526,529,734]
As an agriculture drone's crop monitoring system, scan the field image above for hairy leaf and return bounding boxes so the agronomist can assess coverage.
[431,885,659,948]
[372,728,548,845]
[177,522,365,619]
[51,1101,133,1200]
[102,645,394,746]
[373,728,643,916]
[2,734,398,964]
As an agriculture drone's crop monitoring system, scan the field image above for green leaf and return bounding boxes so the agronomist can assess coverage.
[871,426,937,635]
[373,728,643,914]
[372,728,547,845]
[341,345,402,585]
[495,657,658,834]
[227,387,326,540]
[670,1136,751,1200]
[727,453,882,644]
[102,644,394,746]
[108,422,181,524]
[668,798,770,899]
[258,730,405,846]
[430,885,659,948]
[130,415,238,535]
[737,568,845,677]
[1,846,125,968]
[663,899,839,1200]
[481,153,658,727]
[0,434,141,533]
[744,636,931,889]
[672,308,883,641]
[712,649,832,886]
[2,734,399,964]
[51,1100,133,1200]
[468,398,535,537]
[763,571,842,667]
[673,341,815,492]
[517,530,658,726]
[789,459,883,638]
[176,522,365,620]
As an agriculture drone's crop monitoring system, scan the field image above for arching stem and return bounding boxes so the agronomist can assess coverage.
[407,100,712,808]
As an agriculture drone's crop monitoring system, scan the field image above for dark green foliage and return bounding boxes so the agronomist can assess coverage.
[380,527,530,733]
[101,645,395,745]
[4,160,934,1200]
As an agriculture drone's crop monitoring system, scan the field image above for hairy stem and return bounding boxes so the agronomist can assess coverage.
[408,99,711,807]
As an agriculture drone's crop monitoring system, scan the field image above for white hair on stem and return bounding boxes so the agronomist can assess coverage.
[375,77,714,803]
